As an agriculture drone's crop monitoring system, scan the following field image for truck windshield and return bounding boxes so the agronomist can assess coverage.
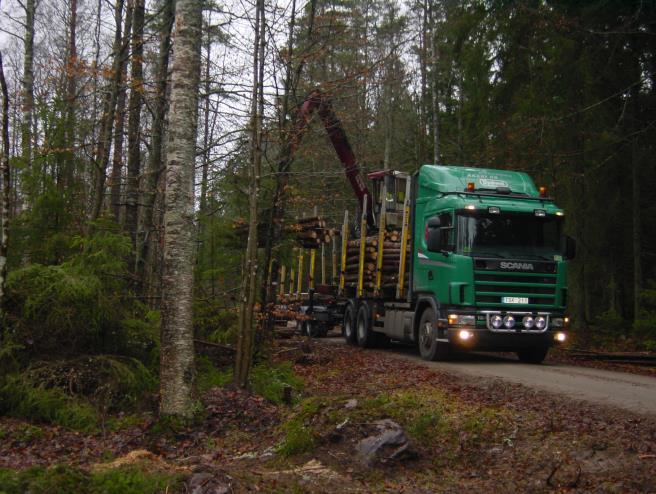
[456,212,563,260]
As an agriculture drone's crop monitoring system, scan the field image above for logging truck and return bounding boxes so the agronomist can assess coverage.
[275,91,574,363]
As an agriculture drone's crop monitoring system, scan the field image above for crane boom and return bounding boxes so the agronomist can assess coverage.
[289,89,374,227]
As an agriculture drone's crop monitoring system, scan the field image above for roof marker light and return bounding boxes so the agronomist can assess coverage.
[556,211,565,216]
[539,186,547,198]
[465,204,476,210]
[467,182,475,192]
[488,206,500,214]
[534,209,546,217]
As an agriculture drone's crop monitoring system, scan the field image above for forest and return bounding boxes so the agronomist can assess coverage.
[0,0,655,491]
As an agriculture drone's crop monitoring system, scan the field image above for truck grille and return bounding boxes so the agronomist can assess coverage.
[474,269,558,309]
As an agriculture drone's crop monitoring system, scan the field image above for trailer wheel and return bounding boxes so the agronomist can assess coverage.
[297,320,307,336]
[418,307,450,361]
[343,304,357,345]
[356,303,376,348]
[517,347,548,364]
[308,321,322,338]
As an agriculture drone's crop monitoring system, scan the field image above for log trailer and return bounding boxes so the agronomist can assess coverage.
[276,91,575,363]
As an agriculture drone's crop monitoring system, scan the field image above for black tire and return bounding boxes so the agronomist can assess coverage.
[517,347,549,364]
[343,304,357,345]
[308,321,321,338]
[417,307,450,361]
[356,303,376,348]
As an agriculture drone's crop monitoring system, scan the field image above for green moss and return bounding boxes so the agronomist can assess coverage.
[0,376,99,432]
[0,465,183,494]
[250,363,304,405]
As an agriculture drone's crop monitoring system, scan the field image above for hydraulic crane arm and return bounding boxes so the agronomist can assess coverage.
[288,89,374,227]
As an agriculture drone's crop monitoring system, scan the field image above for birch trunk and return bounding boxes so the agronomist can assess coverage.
[159,0,202,417]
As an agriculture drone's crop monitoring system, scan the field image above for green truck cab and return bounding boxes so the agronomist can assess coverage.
[410,165,573,362]
[339,164,574,364]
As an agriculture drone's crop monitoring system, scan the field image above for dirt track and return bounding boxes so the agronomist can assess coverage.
[327,337,656,416]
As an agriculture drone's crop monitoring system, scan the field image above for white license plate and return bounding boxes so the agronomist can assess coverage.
[502,297,529,304]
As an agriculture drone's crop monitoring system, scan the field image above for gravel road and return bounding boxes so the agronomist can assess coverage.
[327,337,656,415]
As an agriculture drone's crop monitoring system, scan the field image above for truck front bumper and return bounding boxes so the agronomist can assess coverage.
[444,326,567,351]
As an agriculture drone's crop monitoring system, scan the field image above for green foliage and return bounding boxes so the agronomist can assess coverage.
[198,360,303,404]
[0,465,183,494]
[634,282,656,349]
[594,308,627,335]
[193,299,238,344]
[24,356,157,412]
[0,375,99,432]
[196,356,232,393]
[249,362,304,405]
[4,224,159,358]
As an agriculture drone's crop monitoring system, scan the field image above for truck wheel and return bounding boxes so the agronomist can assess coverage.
[308,322,321,338]
[297,320,308,336]
[418,307,450,361]
[356,303,376,348]
[517,347,548,364]
[343,304,357,345]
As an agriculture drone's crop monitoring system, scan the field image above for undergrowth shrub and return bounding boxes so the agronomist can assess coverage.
[200,360,303,404]
[4,221,159,358]
[0,376,99,431]
[634,282,656,350]
[0,465,183,494]
[24,356,157,412]
[193,299,238,344]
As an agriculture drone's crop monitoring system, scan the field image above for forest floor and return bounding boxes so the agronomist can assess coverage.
[1,335,655,493]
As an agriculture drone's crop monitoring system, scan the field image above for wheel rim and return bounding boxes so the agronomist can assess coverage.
[419,321,433,351]
[345,318,352,338]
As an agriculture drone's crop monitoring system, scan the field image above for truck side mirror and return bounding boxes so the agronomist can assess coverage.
[426,217,442,253]
[562,235,576,260]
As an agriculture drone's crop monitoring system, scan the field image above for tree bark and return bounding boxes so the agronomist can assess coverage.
[21,0,35,169]
[109,7,133,222]
[234,0,265,389]
[137,0,175,297]
[0,53,11,327]
[430,3,440,165]
[125,0,145,249]
[89,0,131,223]
[159,0,202,417]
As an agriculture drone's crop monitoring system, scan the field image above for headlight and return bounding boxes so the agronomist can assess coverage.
[523,316,535,329]
[491,315,503,329]
[448,314,476,326]
[535,316,547,330]
[503,315,515,329]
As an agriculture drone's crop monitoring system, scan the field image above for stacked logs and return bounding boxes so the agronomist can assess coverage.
[289,216,338,249]
[343,230,409,290]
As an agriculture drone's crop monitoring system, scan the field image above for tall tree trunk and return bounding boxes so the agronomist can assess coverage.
[89,0,131,222]
[430,4,440,165]
[109,11,133,222]
[63,0,77,185]
[21,0,35,169]
[632,134,642,320]
[0,53,10,326]
[125,0,145,250]
[138,0,175,297]
[234,0,265,389]
[159,0,202,417]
